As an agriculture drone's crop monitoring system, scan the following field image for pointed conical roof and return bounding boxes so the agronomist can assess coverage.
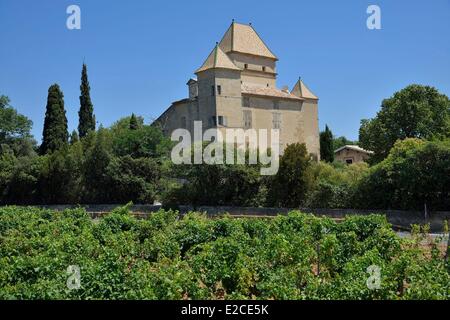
[291,79,318,100]
[218,22,277,60]
[195,44,240,74]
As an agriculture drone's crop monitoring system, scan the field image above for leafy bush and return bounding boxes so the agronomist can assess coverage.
[162,143,266,208]
[306,162,368,209]
[354,138,450,210]
[0,120,171,205]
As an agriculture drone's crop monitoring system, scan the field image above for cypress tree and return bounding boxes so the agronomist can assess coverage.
[41,84,69,154]
[78,63,96,138]
[70,130,79,145]
[129,113,139,130]
[320,125,334,163]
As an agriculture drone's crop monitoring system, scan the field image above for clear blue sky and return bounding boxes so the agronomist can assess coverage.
[1,0,449,142]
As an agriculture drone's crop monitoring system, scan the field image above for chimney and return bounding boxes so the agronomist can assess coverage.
[187,78,198,100]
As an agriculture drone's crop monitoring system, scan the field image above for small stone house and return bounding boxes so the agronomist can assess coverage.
[334,145,373,164]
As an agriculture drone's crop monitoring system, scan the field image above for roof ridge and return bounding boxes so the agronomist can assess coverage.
[213,43,219,66]
[231,22,234,51]
[334,145,374,154]
[248,24,278,60]
[291,78,319,100]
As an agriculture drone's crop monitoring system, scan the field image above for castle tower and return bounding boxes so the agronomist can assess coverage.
[218,22,278,88]
[195,44,242,134]
[291,78,320,159]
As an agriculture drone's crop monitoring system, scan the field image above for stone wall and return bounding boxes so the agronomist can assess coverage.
[38,204,450,232]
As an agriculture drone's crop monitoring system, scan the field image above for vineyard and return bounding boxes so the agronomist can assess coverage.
[0,205,448,300]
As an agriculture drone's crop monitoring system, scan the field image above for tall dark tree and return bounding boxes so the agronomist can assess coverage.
[267,143,313,207]
[129,113,139,130]
[41,84,68,154]
[78,63,96,138]
[69,130,79,145]
[320,125,334,163]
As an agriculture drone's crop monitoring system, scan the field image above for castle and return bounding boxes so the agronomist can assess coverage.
[155,21,320,159]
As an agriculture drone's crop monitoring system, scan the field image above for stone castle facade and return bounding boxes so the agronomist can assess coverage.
[155,21,320,159]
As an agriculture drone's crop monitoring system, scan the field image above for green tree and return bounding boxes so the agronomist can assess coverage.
[268,143,313,207]
[320,125,334,162]
[78,64,96,138]
[41,84,69,154]
[39,145,83,204]
[332,136,358,151]
[359,84,450,163]
[110,115,144,132]
[111,121,171,158]
[0,95,33,141]
[162,143,265,208]
[0,154,43,205]
[106,155,160,203]
[129,113,139,130]
[69,130,79,145]
[0,95,36,157]
[83,128,112,203]
[0,95,8,108]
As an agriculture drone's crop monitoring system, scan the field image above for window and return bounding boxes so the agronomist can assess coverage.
[217,85,222,95]
[262,66,266,72]
[211,115,226,126]
[218,116,227,126]
[242,97,250,108]
[243,110,252,129]
[346,159,353,164]
[244,64,248,69]
[273,100,279,110]
[211,85,215,96]
[272,112,281,129]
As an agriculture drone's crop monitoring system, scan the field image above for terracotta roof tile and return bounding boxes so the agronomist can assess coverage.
[291,79,319,100]
[241,84,303,101]
[219,22,277,60]
[195,45,240,73]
